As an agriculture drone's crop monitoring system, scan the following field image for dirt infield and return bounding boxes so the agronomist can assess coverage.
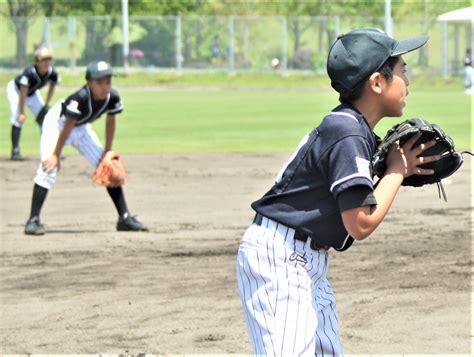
[0,153,471,354]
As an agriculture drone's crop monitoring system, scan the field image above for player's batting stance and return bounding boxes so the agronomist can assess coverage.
[6,47,60,160]
[24,61,147,235]
[236,29,439,356]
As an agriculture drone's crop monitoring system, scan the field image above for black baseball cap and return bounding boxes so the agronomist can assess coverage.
[327,28,428,95]
[85,61,113,80]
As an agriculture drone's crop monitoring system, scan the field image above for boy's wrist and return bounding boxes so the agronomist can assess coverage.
[382,170,404,183]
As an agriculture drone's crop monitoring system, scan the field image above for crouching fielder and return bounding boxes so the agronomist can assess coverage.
[25,61,147,235]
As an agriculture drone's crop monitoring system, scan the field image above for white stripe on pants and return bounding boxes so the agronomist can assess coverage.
[7,80,45,128]
[236,216,343,356]
[34,101,104,190]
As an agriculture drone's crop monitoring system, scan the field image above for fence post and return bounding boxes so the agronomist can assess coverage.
[384,0,392,37]
[122,0,130,75]
[281,16,288,72]
[441,21,448,76]
[68,16,77,70]
[228,15,235,73]
[176,14,182,71]
[43,17,51,48]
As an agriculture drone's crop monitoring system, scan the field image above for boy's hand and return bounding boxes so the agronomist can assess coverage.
[386,132,441,178]
[18,113,26,125]
[43,154,61,172]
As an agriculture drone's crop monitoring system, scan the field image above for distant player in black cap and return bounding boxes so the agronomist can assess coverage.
[24,61,147,235]
[236,28,441,355]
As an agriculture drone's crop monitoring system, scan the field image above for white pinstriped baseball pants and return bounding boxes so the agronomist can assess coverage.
[34,101,104,190]
[236,215,343,356]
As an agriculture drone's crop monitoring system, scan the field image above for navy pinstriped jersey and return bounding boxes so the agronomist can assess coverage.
[14,65,60,96]
[61,85,123,126]
[252,103,379,251]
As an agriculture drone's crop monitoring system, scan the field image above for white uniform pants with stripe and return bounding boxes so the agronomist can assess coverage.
[7,80,45,128]
[236,216,344,356]
[34,102,104,190]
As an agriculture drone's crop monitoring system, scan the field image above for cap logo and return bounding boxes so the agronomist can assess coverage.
[97,61,109,71]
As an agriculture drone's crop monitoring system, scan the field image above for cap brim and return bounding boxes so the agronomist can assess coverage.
[392,35,428,56]
[89,71,113,79]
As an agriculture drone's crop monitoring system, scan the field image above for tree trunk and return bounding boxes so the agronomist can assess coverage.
[194,21,202,60]
[184,31,191,61]
[85,17,96,63]
[110,17,118,66]
[14,17,28,67]
[318,18,326,52]
[292,18,301,55]
[326,29,335,52]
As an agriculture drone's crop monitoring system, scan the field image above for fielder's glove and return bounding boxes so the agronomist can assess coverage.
[36,105,49,127]
[373,118,470,200]
[92,151,126,188]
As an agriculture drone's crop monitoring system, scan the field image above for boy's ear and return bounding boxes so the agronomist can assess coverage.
[368,72,383,94]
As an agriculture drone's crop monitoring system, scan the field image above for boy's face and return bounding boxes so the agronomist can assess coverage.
[35,58,52,75]
[380,56,409,117]
[88,76,112,100]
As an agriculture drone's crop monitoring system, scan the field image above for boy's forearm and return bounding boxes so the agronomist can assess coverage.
[372,172,403,218]
[18,86,28,113]
[343,173,403,240]
[45,84,55,106]
[54,118,75,156]
[104,115,116,152]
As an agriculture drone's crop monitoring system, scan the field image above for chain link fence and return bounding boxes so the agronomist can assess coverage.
[1,15,471,75]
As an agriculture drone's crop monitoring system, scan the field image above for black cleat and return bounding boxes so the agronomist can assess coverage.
[25,216,45,235]
[11,149,24,161]
[116,214,148,232]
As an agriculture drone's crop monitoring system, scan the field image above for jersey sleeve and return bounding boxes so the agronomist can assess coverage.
[18,67,33,87]
[337,185,377,211]
[62,92,83,119]
[18,75,30,87]
[324,135,374,199]
[107,89,123,115]
[49,68,61,85]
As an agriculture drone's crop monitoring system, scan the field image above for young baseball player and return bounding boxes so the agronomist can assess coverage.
[24,61,147,235]
[236,28,441,355]
[7,47,60,160]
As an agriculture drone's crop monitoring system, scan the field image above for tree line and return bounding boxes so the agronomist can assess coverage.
[2,0,470,68]
[3,0,470,17]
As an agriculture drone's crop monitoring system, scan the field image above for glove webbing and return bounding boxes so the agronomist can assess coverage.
[437,151,473,202]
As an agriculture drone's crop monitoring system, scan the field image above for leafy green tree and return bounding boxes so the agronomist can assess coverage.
[5,0,44,66]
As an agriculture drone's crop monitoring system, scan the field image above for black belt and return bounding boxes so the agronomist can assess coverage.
[253,213,328,250]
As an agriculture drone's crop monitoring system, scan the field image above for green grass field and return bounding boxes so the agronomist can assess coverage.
[0,73,471,156]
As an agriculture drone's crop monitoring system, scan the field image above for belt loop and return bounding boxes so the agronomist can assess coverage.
[253,213,263,226]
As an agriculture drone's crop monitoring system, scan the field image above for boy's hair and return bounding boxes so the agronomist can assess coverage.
[339,56,399,104]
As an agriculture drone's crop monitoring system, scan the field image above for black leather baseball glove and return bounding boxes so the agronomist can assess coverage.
[373,118,469,200]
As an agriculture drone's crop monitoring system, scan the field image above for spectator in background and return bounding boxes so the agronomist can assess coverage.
[211,35,220,64]
[464,48,472,94]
